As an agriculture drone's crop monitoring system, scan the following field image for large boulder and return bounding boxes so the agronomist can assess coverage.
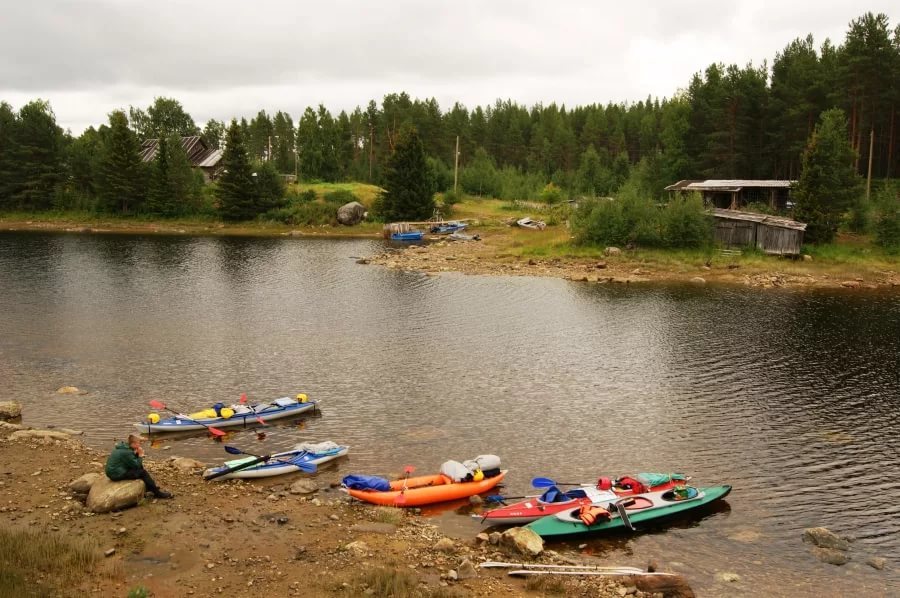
[0,401,22,420]
[289,479,319,495]
[69,472,103,494]
[802,527,850,551]
[169,457,206,473]
[337,202,367,226]
[501,527,544,557]
[87,477,145,513]
[630,573,695,598]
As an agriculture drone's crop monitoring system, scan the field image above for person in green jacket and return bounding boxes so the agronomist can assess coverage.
[105,434,173,499]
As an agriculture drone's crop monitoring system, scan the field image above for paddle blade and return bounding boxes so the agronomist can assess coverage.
[403,465,415,475]
[208,426,226,437]
[224,445,244,455]
[239,393,247,404]
[485,495,507,503]
[393,493,407,506]
[531,477,556,488]
[256,417,267,426]
[149,400,166,410]
[295,462,317,474]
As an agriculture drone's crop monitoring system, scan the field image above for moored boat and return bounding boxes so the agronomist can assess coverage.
[135,395,316,434]
[479,473,688,525]
[526,485,732,538]
[390,230,425,241]
[430,221,467,234]
[203,441,349,480]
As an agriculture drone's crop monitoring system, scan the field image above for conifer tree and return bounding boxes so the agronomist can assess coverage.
[96,110,145,213]
[146,135,171,215]
[10,100,64,210]
[217,120,260,221]
[376,127,434,221]
[793,109,862,242]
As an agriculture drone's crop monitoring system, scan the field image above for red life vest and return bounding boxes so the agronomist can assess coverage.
[616,476,648,494]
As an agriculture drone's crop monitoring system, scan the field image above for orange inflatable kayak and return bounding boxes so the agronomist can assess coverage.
[345,470,507,507]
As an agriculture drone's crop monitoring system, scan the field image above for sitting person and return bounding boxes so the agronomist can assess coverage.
[105,434,173,499]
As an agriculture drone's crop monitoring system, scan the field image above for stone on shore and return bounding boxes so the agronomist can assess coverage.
[456,558,477,580]
[169,457,206,473]
[501,527,544,557]
[289,479,319,495]
[690,276,706,284]
[810,546,849,565]
[631,573,695,598]
[0,421,26,432]
[86,477,145,513]
[434,538,456,553]
[604,247,622,256]
[56,386,80,394]
[69,472,103,494]
[866,556,886,570]
[9,429,75,442]
[337,202,367,226]
[802,527,850,551]
[0,400,22,420]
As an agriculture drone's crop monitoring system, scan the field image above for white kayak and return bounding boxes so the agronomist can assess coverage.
[203,442,349,480]
[135,397,317,434]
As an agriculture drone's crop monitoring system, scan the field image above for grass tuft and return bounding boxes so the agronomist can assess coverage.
[373,507,405,525]
[356,567,418,598]
[0,527,100,597]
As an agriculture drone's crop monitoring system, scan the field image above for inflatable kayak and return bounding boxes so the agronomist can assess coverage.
[136,395,316,434]
[526,485,732,538]
[344,470,507,507]
[203,441,349,480]
[479,473,688,526]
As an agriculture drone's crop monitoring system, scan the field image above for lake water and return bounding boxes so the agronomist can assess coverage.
[1,231,898,595]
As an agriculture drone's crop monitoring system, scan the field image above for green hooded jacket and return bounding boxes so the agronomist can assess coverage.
[105,441,142,480]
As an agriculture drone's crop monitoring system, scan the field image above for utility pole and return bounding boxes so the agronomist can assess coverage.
[369,126,374,181]
[294,148,299,182]
[267,136,272,163]
[865,126,874,202]
[453,135,460,194]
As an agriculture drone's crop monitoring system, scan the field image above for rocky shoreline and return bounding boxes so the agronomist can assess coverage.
[0,411,693,598]
[364,239,900,291]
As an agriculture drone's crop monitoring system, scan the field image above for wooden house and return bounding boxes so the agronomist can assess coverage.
[666,179,795,211]
[713,209,806,255]
[140,135,223,181]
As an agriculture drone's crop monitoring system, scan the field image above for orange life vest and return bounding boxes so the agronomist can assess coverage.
[578,505,610,526]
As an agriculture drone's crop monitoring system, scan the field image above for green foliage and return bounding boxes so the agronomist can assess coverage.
[460,147,500,197]
[217,120,260,221]
[575,144,609,196]
[254,161,287,211]
[201,119,226,149]
[375,127,435,221]
[127,587,150,598]
[793,109,863,243]
[661,193,714,247]
[129,97,199,140]
[873,183,900,249]
[539,182,563,204]
[426,156,452,194]
[440,190,461,212]
[2,100,65,211]
[323,189,358,206]
[96,110,146,213]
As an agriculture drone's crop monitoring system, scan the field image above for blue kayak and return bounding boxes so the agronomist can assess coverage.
[136,396,317,433]
[203,442,349,480]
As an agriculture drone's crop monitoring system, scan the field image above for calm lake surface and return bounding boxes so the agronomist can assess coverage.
[1,231,898,595]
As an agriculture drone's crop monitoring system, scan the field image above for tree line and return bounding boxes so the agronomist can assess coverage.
[0,11,897,230]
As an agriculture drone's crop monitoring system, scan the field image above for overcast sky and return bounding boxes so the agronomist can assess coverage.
[1,0,895,133]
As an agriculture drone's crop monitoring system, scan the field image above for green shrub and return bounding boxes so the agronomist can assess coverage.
[439,190,461,214]
[572,186,662,247]
[539,182,564,204]
[873,183,899,249]
[264,202,337,226]
[661,193,714,248]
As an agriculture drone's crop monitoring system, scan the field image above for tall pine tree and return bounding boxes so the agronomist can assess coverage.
[375,127,434,221]
[217,120,260,221]
[793,109,862,242]
[96,110,145,214]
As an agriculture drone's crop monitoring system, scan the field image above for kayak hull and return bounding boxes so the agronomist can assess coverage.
[526,485,732,538]
[135,400,316,433]
[203,445,349,480]
[346,470,507,507]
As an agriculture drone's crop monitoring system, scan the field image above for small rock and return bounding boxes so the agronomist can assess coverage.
[456,558,477,580]
[604,247,622,256]
[866,556,886,570]
[169,457,206,473]
[104,548,116,557]
[434,538,456,553]
[289,479,318,495]
[468,495,482,506]
[595,261,607,269]
[447,570,458,581]
[501,527,544,557]
[802,527,850,551]
[344,541,369,555]
[488,532,501,545]
[267,494,278,501]
[690,276,706,284]
[356,258,369,265]
[840,280,861,288]
[0,401,23,420]
[716,572,741,583]
[310,498,322,507]
[206,563,215,569]
[802,254,813,261]
[811,546,849,566]
[116,527,127,536]
[329,514,339,521]
[475,533,490,543]
[276,517,289,525]
[56,386,80,395]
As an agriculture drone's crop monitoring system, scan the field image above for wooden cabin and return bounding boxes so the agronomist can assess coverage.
[713,209,806,255]
[666,180,795,211]
[140,135,224,181]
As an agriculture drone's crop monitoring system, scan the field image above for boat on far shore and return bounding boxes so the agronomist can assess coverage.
[517,217,546,230]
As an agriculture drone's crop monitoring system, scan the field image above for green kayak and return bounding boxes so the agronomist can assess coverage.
[526,485,732,538]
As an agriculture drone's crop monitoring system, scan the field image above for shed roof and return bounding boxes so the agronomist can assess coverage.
[140,135,222,169]
[713,208,807,231]
[664,179,704,191]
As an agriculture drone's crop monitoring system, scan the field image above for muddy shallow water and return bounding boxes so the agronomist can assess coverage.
[1,231,898,595]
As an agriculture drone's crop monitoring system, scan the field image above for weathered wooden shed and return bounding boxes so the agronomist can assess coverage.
[140,135,223,181]
[713,208,807,255]
[666,179,795,211]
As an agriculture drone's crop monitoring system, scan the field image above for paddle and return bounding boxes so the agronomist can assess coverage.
[148,400,226,437]
[223,445,317,474]
[484,494,538,504]
[531,477,591,489]
[393,465,416,506]
[204,452,272,481]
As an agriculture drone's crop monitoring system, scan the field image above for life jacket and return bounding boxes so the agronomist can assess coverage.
[616,476,648,494]
[578,505,610,526]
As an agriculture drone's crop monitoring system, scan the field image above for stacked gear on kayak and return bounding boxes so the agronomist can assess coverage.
[441,455,502,482]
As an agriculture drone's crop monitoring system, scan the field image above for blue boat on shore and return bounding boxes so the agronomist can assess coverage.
[430,221,467,234]
[391,230,425,241]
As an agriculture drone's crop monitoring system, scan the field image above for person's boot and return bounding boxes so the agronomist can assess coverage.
[154,490,174,499]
